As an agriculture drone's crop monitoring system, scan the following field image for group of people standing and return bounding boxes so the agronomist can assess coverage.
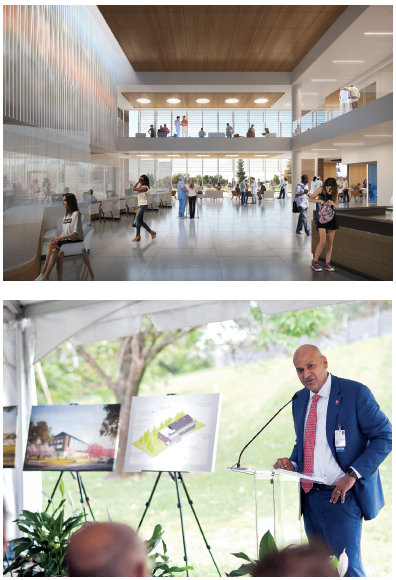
[339,84,361,114]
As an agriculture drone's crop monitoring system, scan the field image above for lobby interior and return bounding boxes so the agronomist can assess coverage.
[3,4,393,282]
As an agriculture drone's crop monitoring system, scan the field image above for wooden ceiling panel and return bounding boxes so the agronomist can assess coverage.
[122,92,284,109]
[98,4,347,72]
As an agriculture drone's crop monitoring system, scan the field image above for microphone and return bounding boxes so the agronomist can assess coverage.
[236,393,298,469]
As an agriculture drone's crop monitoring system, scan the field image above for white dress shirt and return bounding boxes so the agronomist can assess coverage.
[291,373,361,485]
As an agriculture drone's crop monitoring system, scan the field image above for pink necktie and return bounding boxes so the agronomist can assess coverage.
[301,394,321,493]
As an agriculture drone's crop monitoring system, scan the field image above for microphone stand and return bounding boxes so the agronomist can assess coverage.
[236,394,298,469]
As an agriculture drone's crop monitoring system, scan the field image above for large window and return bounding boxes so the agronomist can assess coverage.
[234,111,248,136]
[202,111,218,134]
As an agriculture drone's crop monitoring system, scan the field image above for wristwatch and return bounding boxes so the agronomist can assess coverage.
[347,467,358,479]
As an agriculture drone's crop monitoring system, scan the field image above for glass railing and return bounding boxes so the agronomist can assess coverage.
[118,110,293,139]
[292,110,344,135]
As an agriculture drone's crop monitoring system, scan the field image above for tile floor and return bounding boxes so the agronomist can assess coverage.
[44,197,367,281]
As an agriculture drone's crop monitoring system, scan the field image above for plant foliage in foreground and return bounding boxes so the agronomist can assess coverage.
[226,530,345,577]
[146,524,194,577]
[3,499,84,577]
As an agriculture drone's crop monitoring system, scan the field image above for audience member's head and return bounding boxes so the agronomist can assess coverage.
[89,189,93,195]
[252,541,337,577]
[67,522,148,577]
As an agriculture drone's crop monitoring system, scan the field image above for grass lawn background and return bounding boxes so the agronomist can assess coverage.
[42,335,392,577]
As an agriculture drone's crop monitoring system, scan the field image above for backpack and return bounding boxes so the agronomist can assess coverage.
[317,194,335,224]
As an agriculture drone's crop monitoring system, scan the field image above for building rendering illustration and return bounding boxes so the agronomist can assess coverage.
[47,432,89,457]
[3,4,393,281]
[158,415,197,447]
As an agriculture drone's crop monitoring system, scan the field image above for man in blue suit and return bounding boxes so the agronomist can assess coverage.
[273,344,392,577]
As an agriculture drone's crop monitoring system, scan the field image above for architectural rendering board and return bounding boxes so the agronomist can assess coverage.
[23,404,121,471]
[124,394,222,472]
[3,406,18,468]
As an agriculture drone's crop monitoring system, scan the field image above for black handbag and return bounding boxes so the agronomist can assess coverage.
[132,212,137,227]
[292,200,299,213]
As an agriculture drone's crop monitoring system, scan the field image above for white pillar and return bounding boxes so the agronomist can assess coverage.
[292,150,302,196]
[292,85,302,126]
[314,157,318,177]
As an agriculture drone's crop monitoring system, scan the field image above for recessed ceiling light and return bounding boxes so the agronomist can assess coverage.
[167,154,181,157]
[196,154,210,157]
[254,98,269,104]
[225,98,239,104]
[311,149,337,151]
[225,154,239,157]
[136,154,151,157]
[136,98,151,104]
[167,98,181,103]
[196,98,210,104]
[311,79,337,82]
[364,32,393,35]
[254,155,268,157]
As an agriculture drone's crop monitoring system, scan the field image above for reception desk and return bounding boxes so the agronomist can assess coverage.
[311,206,393,280]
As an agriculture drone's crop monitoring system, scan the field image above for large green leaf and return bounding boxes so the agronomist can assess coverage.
[59,479,65,498]
[13,542,32,557]
[226,562,254,577]
[3,556,28,574]
[231,552,252,562]
[17,524,32,535]
[259,530,277,560]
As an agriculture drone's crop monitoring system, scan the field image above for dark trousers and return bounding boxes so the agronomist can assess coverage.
[302,488,365,577]
[136,205,151,235]
[278,187,285,199]
[188,196,196,218]
[241,191,247,204]
[344,189,350,202]
[296,205,311,234]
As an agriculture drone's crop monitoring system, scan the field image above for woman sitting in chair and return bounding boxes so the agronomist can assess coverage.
[35,193,84,281]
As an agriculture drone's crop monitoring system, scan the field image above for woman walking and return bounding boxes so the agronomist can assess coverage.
[309,177,339,272]
[187,177,197,219]
[132,175,156,242]
[35,193,84,280]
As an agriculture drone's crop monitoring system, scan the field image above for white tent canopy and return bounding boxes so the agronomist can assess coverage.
[3,299,348,536]
[6,300,347,362]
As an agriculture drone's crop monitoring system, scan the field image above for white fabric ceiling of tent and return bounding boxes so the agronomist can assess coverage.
[6,300,349,363]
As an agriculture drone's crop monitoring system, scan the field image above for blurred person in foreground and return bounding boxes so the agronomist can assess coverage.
[252,541,337,577]
[273,344,392,577]
[67,522,148,577]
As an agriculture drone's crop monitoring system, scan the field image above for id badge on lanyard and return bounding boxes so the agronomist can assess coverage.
[335,424,346,452]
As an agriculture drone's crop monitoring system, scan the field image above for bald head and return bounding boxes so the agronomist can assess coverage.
[293,344,329,393]
[67,522,148,577]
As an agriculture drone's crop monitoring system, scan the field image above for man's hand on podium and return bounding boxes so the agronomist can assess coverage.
[273,458,295,471]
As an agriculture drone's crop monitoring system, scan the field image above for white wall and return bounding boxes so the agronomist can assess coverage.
[342,142,393,205]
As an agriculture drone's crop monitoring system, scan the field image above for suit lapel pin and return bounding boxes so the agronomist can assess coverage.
[335,400,339,405]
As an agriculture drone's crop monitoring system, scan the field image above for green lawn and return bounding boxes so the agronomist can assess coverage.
[42,335,392,576]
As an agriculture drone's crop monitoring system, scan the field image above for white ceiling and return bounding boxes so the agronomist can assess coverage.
[274,5,393,111]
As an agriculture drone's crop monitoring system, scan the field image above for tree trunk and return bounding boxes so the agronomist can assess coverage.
[115,335,144,476]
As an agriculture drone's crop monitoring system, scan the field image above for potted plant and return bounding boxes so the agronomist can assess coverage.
[3,497,84,576]
[146,524,193,577]
[226,530,348,577]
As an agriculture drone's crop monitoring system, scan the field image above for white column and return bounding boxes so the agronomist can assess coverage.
[315,157,318,177]
[292,85,302,129]
[292,150,302,196]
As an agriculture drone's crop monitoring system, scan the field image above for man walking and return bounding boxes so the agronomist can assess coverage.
[226,123,234,138]
[240,177,246,205]
[273,344,392,577]
[174,116,181,137]
[250,178,257,204]
[295,174,311,236]
[278,179,286,199]
[343,177,349,202]
[177,176,188,218]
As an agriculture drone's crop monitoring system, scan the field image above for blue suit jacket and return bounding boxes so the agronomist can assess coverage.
[289,375,392,521]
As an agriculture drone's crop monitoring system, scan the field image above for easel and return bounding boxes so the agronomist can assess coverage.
[44,471,95,521]
[138,471,221,577]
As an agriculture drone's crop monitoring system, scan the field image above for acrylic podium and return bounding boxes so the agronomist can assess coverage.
[228,468,327,557]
